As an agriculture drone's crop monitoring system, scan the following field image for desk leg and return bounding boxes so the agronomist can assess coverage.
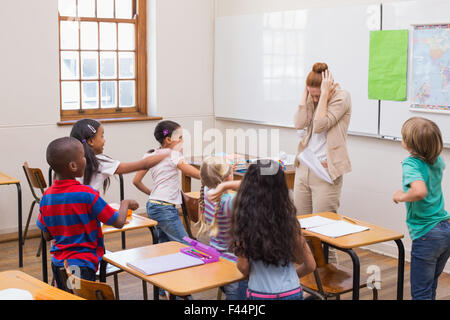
[99,260,107,283]
[142,281,148,300]
[346,249,360,300]
[121,232,126,250]
[16,183,23,268]
[395,239,405,300]
[149,226,158,245]
[41,233,48,283]
[182,173,192,193]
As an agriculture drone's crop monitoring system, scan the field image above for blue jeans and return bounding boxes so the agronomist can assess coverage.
[146,201,189,245]
[222,280,248,300]
[410,220,450,300]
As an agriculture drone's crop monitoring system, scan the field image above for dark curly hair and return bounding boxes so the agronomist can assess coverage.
[229,160,301,267]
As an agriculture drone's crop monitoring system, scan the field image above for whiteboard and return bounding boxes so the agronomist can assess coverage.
[214,4,381,135]
[380,0,450,144]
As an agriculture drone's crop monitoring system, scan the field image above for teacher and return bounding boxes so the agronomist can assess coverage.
[293,62,352,216]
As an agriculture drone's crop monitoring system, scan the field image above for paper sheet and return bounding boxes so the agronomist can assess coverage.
[307,220,370,238]
[298,148,333,184]
[298,216,338,229]
[368,30,408,101]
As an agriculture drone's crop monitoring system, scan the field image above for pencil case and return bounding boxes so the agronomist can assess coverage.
[179,236,221,264]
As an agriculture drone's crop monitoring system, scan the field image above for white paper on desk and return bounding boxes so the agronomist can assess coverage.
[307,220,369,238]
[298,148,333,184]
[298,216,337,229]
[126,252,204,276]
[0,288,33,300]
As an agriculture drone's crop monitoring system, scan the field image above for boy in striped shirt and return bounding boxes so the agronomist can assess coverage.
[37,137,138,289]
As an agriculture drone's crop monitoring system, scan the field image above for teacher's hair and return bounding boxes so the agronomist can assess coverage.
[306,62,328,87]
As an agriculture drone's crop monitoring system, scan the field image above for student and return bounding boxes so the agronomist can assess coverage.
[196,156,247,300]
[70,118,171,193]
[393,117,450,300]
[133,120,200,244]
[229,160,316,300]
[37,137,138,289]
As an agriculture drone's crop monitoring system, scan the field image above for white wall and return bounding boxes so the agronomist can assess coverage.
[0,0,215,234]
[214,0,450,273]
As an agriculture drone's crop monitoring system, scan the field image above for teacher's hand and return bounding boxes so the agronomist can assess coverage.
[321,70,338,101]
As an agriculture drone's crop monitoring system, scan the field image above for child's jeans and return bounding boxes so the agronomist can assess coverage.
[410,220,450,300]
[221,280,248,300]
[146,201,189,245]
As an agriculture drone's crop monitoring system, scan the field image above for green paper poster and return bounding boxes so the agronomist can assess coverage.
[368,30,408,101]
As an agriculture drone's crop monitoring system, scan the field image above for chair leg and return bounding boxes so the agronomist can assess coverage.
[372,288,378,300]
[114,274,120,300]
[217,288,223,300]
[36,237,43,257]
[22,200,37,246]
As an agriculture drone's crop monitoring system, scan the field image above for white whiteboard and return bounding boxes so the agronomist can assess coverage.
[214,4,381,135]
[380,0,450,144]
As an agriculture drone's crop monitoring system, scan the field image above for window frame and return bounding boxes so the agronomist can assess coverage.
[58,0,151,124]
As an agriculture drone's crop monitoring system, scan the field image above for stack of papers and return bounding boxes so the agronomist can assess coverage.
[298,216,370,238]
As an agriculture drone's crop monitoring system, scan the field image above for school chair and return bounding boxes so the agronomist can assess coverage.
[63,260,115,300]
[300,236,379,300]
[22,162,47,256]
[180,191,201,239]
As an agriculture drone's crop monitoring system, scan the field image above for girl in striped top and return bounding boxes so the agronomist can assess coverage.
[197,156,247,299]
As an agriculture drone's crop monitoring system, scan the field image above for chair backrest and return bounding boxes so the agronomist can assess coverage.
[64,260,115,300]
[304,235,327,268]
[181,192,200,223]
[23,162,47,200]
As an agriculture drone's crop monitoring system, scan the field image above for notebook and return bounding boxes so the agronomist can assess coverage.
[126,252,204,276]
[298,216,370,238]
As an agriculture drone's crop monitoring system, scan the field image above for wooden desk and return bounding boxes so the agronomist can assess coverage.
[182,156,295,192]
[100,241,244,299]
[41,214,158,283]
[298,212,405,300]
[0,172,23,268]
[0,270,83,300]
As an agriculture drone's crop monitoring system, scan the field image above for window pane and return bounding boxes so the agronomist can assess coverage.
[60,21,79,50]
[58,0,76,16]
[101,81,117,108]
[82,81,99,109]
[61,81,80,110]
[118,23,135,50]
[100,22,117,50]
[81,52,98,79]
[80,22,98,50]
[116,0,133,19]
[97,0,114,18]
[78,0,96,18]
[119,80,135,107]
[100,52,117,79]
[61,51,79,80]
[119,52,135,78]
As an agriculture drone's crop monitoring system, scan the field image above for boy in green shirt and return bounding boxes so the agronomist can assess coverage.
[393,117,450,300]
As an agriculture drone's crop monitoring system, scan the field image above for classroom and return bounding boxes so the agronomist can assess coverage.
[0,0,449,302]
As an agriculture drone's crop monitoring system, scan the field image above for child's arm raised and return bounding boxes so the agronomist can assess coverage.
[133,169,151,195]
[294,234,316,278]
[393,180,427,203]
[207,180,241,203]
[177,160,200,179]
[115,149,171,175]
[112,199,139,229]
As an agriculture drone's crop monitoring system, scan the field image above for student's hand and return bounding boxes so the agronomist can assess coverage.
[393,190,405,204]
[206,186,223,203]
[126,199,139,211]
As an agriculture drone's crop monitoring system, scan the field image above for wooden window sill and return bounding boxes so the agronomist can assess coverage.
[57,115,163,126]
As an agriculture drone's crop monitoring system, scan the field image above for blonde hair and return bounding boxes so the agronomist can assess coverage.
[401,117,443,164]
[196,156,233,239]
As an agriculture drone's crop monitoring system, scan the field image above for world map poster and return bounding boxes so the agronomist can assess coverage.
[411,24,450,114]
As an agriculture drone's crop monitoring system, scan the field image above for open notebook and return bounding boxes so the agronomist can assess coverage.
[298,216,370,238]
[126,252,204,276]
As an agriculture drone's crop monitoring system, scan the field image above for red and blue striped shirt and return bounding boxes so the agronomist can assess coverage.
[37,179,118,272]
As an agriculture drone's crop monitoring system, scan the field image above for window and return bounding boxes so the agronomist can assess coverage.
[58,0,150,123]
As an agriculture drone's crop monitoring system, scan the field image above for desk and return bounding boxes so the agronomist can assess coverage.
[182,156,295,192]
[41,214,158,283]
[298,212,405,300]
[0,270,83,300]
[0,172,23,268]
[100,241,244,300]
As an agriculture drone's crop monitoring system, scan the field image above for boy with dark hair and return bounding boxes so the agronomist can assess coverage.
[37,137,138,288]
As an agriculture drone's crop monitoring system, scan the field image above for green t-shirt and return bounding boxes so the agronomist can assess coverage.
[402,155,450,240]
